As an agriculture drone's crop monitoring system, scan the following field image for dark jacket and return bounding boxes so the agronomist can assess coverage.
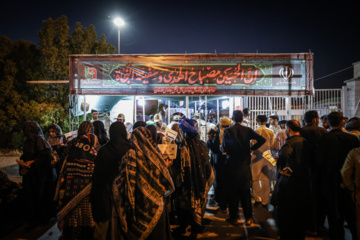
[300,123,328,150]
[274,135,310,205]
[221,123,265,182]
[222,123,266,161]
[316,128,359,194]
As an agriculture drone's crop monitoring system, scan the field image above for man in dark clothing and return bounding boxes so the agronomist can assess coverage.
[320,114,330,131]
[207,117,231,212]
[316,112,359,240]
[300,110,328,235]
[221,110,266,226]
[274,120,310,239]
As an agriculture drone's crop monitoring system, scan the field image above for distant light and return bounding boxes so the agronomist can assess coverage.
[114,18,125,27]
[222,100,229,109]
[138,98,145,106]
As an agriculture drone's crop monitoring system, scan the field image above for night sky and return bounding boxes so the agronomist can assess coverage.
[1,0,359,89]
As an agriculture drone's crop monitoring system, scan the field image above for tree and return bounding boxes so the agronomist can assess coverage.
[0,37,59,148]
[35,16,116,133]
[0,16,117,149]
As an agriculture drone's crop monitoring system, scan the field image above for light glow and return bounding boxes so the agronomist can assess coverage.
[114,18,125,27]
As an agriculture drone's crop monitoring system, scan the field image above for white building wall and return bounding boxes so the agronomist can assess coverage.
[344,61,360,117]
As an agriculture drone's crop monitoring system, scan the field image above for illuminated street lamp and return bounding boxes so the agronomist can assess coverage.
[113,17,125,54]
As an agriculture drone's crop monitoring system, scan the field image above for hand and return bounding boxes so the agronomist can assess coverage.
[24,160,34,168]
[166,158,173,168]
[16,159,26,167]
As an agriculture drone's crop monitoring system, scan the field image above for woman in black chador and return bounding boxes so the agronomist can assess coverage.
[48,123,67,175]
[90,121,133,240]
[93,120,109,147]
[17,121,57,229]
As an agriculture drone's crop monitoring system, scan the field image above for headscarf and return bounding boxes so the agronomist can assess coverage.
[112,127,174,240]
[132,121,147,130]
[177,118,214,225]
[219,117,231,144]
[146,124,157,144]
[93,120,109,145]
[179,118,199,135]
[22,121,51,159]
[78,121,94,136]
[48,124,64,146]
[107,121,133,153]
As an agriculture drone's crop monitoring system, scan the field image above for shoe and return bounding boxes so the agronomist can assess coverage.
[245,218,253,226]
[227,218,240,225]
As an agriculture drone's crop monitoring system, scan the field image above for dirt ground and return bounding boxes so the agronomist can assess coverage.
[0,155,21,183]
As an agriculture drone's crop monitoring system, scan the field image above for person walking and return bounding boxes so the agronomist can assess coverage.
[221,110,266,226]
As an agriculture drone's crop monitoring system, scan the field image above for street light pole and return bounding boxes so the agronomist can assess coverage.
[113,17,124,54]
[117,28,120,54]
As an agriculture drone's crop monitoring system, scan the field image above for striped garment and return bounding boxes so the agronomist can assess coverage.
[112,127,174,240]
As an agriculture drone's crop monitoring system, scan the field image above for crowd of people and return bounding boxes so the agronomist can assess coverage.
[2,108,360,240]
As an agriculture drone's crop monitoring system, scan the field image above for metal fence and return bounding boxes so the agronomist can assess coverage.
[244,89,342,129]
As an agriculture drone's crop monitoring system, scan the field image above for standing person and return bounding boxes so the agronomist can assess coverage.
[316,112,359,240]
[48,123,68,175]
[93,120,109,147]
[345,117,360,138]
[132,120,147,131]
[112,127,175,240]
[173,118,214,234]
[90,121,133,240]
[273,120,310,240]
[221,110,266,225]
[242,108,251,127]
[320,115,330,131]
[299,110,328,235]
[269,115,281,135]
[57,121,98,240]
[90,109,99,123]
[194,113,216,142]
[341,147,360,240]
[16,121,57,229]
[207,117,231,212]
[275,120,287,153]
[251,115,276,207]
[114,113,125,123]
[154,113,167,133]
[146,114,155,125]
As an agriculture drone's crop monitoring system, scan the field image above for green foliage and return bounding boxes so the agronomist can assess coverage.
[0,15,116,149]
